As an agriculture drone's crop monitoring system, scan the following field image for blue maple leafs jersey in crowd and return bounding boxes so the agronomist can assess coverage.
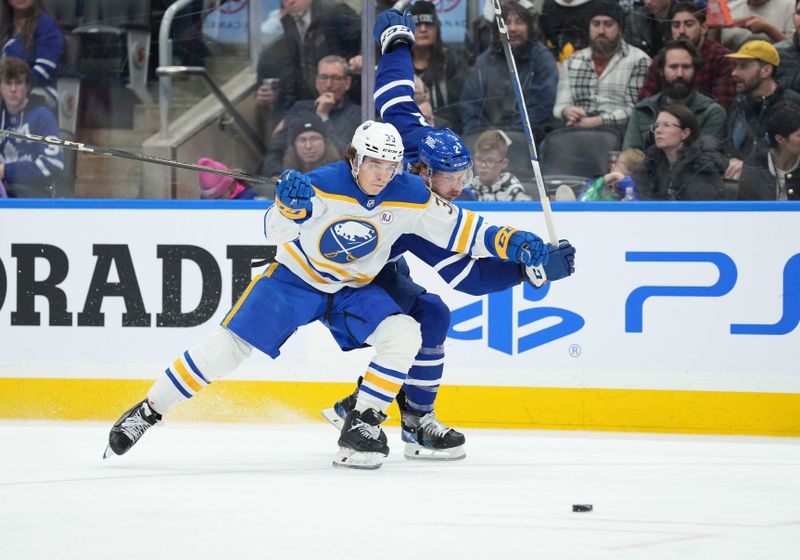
[1,12,63,96]
[265,161,519,294]
[373,43,528,296]
[0,100,63,190]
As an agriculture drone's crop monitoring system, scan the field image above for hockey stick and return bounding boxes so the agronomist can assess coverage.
[0,128,278,185]
[490,0,559,246]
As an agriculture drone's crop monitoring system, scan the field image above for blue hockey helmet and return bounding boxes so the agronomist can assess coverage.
[418,128,472,174]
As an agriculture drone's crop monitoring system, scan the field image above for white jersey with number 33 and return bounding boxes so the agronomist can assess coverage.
[265,161,515,293]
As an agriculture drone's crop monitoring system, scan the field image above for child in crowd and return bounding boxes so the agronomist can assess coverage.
[579,148,645,201]
[468,129,532,201]
[0,56,62,197]
[196,158,258,200]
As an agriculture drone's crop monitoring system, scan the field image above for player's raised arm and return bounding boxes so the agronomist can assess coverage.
[373,9,432,158]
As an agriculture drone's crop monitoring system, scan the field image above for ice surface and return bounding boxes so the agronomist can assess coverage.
[1,421,798,559]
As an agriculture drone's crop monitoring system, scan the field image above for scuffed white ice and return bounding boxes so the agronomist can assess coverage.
[0,421,798,560]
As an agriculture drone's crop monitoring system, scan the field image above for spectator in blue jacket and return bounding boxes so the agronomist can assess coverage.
[0,0,63,105]
[0,56,62,197]
[460,1,558,141]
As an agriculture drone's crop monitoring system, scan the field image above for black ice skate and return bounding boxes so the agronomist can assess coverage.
[103,399,162,459]
[333,408,389,470]
[321,377,360,430]
[400,401,466,461]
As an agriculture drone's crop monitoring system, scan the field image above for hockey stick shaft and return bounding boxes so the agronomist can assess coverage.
[0,128,278,186]
[491,0,559,246]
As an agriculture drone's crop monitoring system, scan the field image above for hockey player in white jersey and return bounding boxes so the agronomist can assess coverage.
[324,8,576,461]
[104,119,551,469]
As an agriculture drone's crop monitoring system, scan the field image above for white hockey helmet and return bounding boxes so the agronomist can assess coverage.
[350,120,404,179]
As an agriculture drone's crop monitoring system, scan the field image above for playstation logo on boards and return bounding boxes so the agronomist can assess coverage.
[449,282,584,355]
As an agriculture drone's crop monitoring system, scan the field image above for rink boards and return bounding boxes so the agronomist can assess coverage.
[0,199,798,435]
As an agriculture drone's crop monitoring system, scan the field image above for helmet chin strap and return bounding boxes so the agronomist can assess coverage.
[350,156,372,196]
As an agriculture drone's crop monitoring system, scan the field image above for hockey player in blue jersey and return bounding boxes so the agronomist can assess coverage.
[322,9,576,461]
[104,119,552,469]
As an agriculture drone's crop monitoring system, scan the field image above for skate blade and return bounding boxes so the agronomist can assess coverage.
[404,443,466,461]
[321,408,345,430]
[332,447,385,470]
[102,445,116,460]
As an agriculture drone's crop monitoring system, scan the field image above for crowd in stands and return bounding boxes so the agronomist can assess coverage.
[4,0,800,201]
[250,0,800,202]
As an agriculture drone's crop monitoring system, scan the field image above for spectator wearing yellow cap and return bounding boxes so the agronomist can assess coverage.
[723,40,800,180]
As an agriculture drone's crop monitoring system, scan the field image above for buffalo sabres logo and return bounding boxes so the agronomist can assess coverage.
[319,219,379,263]
[367,199,375,208]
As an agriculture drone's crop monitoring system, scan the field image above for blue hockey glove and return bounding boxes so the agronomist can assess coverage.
[275,169,314,222]
[374,9,415,54]
[544,240,576,281]
[500,228,548,267]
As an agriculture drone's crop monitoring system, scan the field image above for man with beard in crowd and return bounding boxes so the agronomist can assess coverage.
[637,2,736,111]
[623,40,726,150]
[554,0,651,132]
[723,40,800,180]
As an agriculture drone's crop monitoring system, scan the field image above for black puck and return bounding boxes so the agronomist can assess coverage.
[572,504,593,512]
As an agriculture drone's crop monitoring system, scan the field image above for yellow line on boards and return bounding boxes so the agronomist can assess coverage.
[0,378,798,436]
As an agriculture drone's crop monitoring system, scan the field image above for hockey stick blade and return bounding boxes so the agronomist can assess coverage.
[0,128,278,186]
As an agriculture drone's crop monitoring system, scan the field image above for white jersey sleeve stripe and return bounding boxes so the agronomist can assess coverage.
[448,258,476,289]
[374,79,414,100]
[35,58,58,68]
[33,65,51,80]
[433,252,467,272]
[379,95,415,119]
